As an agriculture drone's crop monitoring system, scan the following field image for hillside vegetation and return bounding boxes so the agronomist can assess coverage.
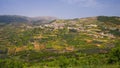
[0,15,120,68]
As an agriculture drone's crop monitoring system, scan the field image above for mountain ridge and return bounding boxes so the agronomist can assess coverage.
[0,15,57,24]
[0,15,120,23]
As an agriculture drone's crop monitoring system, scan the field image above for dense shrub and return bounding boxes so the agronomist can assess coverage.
[98,16,120,25]
[108,47,120,64]
[0,59,24,68]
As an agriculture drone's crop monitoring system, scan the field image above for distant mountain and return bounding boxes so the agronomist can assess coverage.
[0,15,120,27]
[30,16,57,25]
[31,16,57,21]
[0,15,57,24]
[0,15,29,23]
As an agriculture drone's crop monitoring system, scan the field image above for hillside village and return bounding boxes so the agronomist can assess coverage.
[30,17,116,40]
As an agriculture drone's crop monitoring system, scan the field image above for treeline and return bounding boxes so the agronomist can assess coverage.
[97,16,120,25]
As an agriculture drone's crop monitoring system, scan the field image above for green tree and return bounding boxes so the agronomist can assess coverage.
[108,47,120,64]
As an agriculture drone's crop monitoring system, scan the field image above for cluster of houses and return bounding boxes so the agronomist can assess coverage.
[27,20,116,39]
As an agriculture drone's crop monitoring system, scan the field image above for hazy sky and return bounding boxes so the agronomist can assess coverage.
[0,0,120,19]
